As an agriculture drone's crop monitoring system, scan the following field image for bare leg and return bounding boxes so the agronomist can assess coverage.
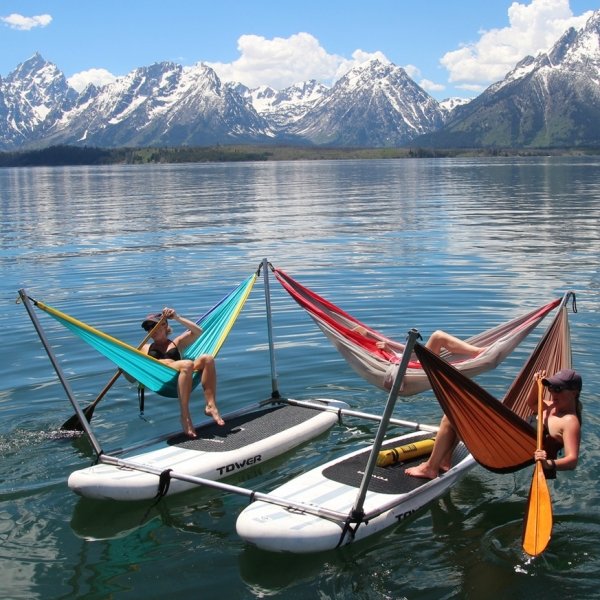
[175,360,197,438]
[426,330,484,356]
[405,416,457,479]
[193,355,224,426]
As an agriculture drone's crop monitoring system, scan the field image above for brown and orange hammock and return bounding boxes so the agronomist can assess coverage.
[412,292,576,473]
[272,266,563,397]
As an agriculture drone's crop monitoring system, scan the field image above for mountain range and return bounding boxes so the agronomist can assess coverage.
[1,9,598,152]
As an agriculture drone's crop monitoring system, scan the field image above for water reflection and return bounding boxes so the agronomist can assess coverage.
[1,157,599,598]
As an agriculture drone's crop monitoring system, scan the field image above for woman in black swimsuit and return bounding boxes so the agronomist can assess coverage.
[142,307,223,438]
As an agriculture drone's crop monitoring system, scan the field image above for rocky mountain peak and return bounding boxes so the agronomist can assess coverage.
[1,11,599,151]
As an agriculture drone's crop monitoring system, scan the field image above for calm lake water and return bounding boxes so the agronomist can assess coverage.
[1,157,599,599]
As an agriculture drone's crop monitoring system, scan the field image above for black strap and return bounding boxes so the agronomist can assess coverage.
[138,385,145,415]
[155,468,173,499]
[139,468,173,524]
[336,512,365,548]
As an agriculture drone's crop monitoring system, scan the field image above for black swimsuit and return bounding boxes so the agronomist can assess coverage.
[529,415,562,478]
[148,341,181,361]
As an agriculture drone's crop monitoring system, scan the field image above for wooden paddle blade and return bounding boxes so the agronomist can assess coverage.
[522,462,553,556]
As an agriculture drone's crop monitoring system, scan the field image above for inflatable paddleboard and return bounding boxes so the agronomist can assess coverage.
[68,399,347,501]
[236,430,476,553]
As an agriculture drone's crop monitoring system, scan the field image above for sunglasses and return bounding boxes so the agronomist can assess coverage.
[547,384,568,393]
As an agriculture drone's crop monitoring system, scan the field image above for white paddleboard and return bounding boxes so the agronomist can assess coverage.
[236,430,476,553]
[68,399,348,501]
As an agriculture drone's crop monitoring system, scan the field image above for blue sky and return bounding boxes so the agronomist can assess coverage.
[0,0,596,100]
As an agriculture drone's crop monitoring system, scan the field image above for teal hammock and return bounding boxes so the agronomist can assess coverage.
[32,273,257,397]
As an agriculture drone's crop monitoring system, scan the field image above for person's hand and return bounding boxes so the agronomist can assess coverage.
[162,307,176,319]
[534,449,547,462]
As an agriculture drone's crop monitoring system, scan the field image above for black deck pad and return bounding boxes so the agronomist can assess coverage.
[167,403,326,452]
[322,435,436,495]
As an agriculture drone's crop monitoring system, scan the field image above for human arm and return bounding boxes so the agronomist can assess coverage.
[526,370,546,414]
[353,326,405,353]
[163,308,202,349]
[535,414,581,471]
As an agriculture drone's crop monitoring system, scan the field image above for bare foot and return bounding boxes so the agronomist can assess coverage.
[183,427,198,439]
[405,461,440,480]
[205,403,225,426]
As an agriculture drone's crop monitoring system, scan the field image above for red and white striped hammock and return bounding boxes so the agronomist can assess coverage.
[272,267,562,397]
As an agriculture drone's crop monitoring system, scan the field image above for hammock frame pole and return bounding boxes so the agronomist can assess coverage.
[276,398,439,433]
[349,328,422,522]
[262,258,280,398]
[18,289,103,457]
[99,452,350,523]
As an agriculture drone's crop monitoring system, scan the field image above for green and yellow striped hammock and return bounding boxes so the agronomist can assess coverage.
[31,273,257,397]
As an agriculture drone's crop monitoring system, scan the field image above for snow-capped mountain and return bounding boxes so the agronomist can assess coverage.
[288,60,445,146]
[0,54,446,150]
[242,80,330,129]
[1,10,599,152]
[0,52,77,148]
[438,97,471,114]
[42,61,274,148]
[421,10,600,148]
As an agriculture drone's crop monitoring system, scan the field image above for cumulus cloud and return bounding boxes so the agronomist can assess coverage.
[402,64,445,93]
[207,32,388,89]
[440,0,594,89]
[68,68,118,93]
[419,79,446,93]
[1,13,52,30]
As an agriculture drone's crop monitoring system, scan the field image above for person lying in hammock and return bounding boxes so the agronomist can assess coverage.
[354,326,485,358]
[142,307,224,438]
[404,368,582,480]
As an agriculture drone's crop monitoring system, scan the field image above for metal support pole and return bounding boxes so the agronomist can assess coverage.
[349,328,422,520]
[261,258,280,398]
[19,289,103,456]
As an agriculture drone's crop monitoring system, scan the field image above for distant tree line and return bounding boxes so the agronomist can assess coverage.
[0,145,273,167]
[0,144,595,168]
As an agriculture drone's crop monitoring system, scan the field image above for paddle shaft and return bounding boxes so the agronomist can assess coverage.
[522,378,553,556]
[60,315,167,430]
[536,378,544,450]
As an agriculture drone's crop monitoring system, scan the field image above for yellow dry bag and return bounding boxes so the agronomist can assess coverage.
[376,438,435,468]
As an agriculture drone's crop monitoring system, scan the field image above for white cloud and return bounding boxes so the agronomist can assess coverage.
[419,79,445,93]
[1,13,52,30]
[207,32,389,90]
[402,64,446,93]
[403,64,421,80]
[68,68,117,93]
[440,0,594,86]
